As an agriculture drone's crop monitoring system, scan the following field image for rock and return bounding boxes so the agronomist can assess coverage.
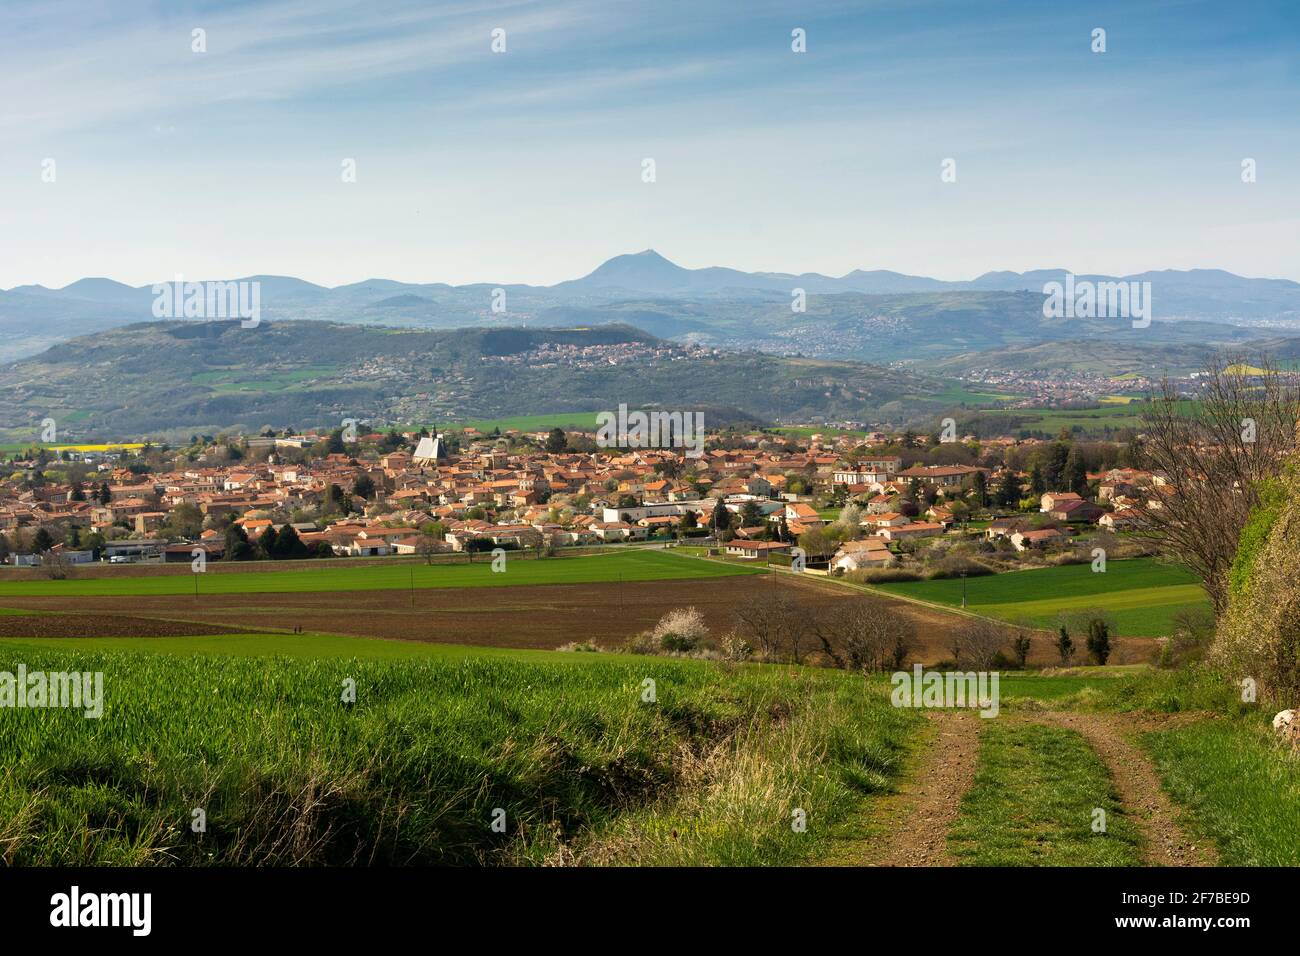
[1272,709,1299,745]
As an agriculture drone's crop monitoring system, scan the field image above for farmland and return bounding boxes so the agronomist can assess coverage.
[871,558,1210,636]
[0,548,756,597]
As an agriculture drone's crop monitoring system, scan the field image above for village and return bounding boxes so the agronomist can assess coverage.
[0,421,1161,577]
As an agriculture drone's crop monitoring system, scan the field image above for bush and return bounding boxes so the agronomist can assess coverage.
[848,567,921,584]
[556,640,604,653]
[651,607,710,653]
[925,558,995,580]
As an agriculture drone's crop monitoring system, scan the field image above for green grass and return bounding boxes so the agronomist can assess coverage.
[0,633,652,661]
[456,412,603,433]
[0,549,757,597]
[0,644,917,866]
[874,557,1210,636]
[949,721,1142,866]
[1140,717,1300,865]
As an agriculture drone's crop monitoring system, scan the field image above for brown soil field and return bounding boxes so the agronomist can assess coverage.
[0,614,248,638]
[0,574,1156,664]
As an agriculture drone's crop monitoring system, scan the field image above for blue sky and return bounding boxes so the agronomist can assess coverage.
[1,0,1297,288]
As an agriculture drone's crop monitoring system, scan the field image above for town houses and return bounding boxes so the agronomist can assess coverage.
[0,425,1155,573]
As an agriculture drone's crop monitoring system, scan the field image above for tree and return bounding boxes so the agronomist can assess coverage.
[97,482,113,505]
[1086,618,1112,665]
[274,524,308,559]
[224,524,254,561]
[970,470,988,508]
[544,427,568,454]
[1028,463,1045,498]
[257,525,278,559]
[733,591,809,663]
[740,500,763,528]
[352,474,376,501]
[32,528,55,553]
[1134,354,1300,616]
[1064,446,1088,496]
[797,525,834,560]
[1055,626,1075,665]
[996,469,1022,509]
[167,503,204,539]
[416,534,445,564]
[1012,631,1032,668]
[812,599,915,672]
[954,618,1004,670]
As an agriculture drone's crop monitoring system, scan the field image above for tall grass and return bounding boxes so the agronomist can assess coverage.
[0,647,916,866]
[1141,719,1300,865]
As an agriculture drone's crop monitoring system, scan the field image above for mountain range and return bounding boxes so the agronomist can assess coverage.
[3,251,1299,363]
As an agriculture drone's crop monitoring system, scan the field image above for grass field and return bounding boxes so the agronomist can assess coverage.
[457,412,603,433]
[0,633,648,661]
[0,548,758,597]
[0,642,916,865]
[873,558,1209,636]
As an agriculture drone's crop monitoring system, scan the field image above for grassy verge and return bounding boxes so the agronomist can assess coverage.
[1140,718,1300,865]
[0,645,916,865]
[948,721,1142,866]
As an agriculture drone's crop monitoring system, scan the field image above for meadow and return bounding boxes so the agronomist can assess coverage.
[0,548,757,597]
[0,640,916,866]
[873,558,1209,636]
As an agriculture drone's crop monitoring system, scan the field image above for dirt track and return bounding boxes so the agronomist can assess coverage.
[1036,711,1218,866]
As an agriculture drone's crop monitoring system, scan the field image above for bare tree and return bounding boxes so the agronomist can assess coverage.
[954,617,1005,670]
[812,598,916,672]
[734,591,810,663]
[1135,354,1300,615]
[415,535,446,564]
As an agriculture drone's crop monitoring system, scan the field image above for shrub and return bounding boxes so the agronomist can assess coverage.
[1086,618,1112,666]
[848,568,921,584]
[556,640,603,653]
[650,607,710,654]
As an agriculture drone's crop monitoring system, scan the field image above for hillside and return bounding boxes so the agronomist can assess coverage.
[0,320,957,439]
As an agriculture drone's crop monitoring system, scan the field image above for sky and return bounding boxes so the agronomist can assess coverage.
[1,0,1297,289]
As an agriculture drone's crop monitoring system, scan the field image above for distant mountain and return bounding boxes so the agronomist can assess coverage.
[0,320,958,441]
[2,252,1298,363]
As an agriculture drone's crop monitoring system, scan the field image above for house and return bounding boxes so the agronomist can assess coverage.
[867,512,910,529]
[1040,491,1082,513]
[783,502,824,526]
[1099,508,1140,531]
[829,538,895,572]
[1046,499,1104,523]
[1010,528,1068,551]
[876,522,944,542]
[986,517,1027,540]
[895,465,989,490]
[724,540,792,559]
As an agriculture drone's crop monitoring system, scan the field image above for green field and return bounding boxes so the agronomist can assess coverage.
[0,641,915,865]
[873,558,1209,636]
[458,412,602,433]
[0,548,757,597]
